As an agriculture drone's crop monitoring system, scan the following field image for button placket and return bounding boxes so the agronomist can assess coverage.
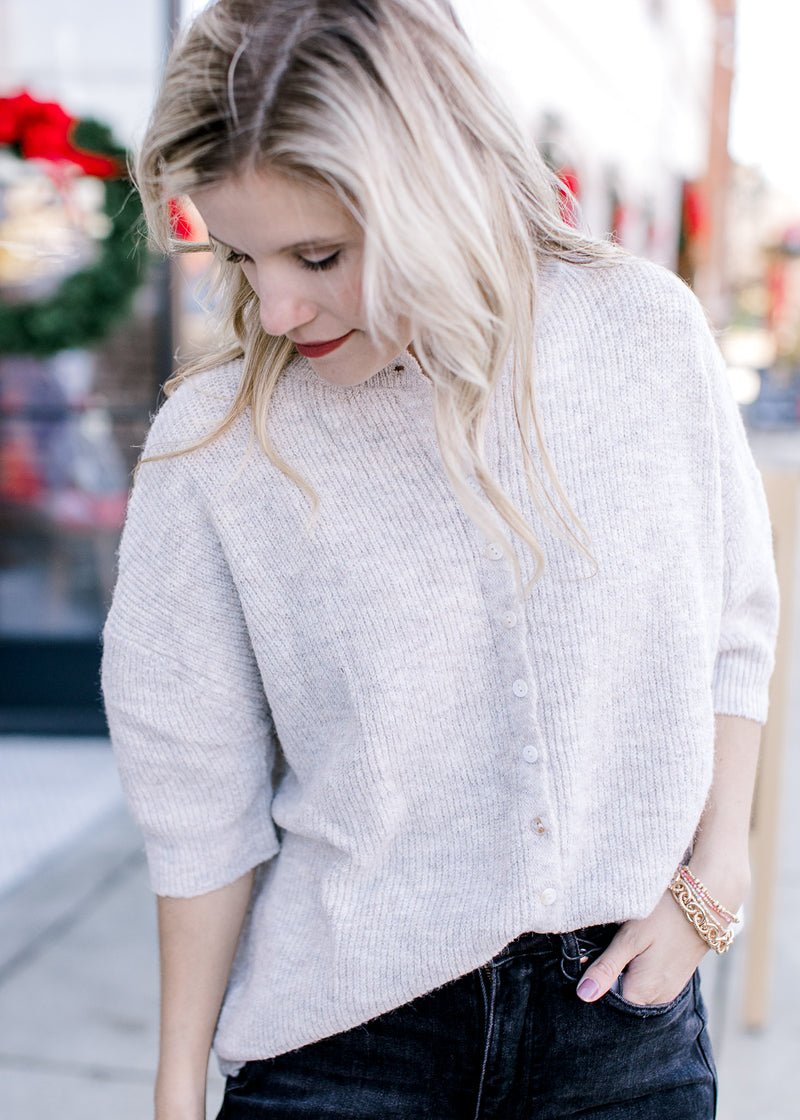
[475,524,554,878]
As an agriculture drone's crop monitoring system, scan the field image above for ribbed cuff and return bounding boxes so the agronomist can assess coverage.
[712,649,773,724]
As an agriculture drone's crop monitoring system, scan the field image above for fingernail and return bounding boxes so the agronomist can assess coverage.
[577,977,600,1002]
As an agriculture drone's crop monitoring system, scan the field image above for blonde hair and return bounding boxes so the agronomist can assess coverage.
[138,0,619,589]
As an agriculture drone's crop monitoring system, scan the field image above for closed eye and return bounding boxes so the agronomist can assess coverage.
[208,238,341,271]
[299,250,340,272]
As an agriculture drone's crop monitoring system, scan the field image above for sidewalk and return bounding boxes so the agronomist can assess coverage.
[0,744,226,1119]
[0,433,798,1120]
[0,792,227,1118]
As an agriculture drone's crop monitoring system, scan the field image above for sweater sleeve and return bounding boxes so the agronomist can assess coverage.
[703,325,779,722]
[102,417,280,897]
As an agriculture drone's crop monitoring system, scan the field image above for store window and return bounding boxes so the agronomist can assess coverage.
[0,0,174,733]
[0,104,163,732]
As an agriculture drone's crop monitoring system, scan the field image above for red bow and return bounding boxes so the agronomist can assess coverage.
[0,91,123,178]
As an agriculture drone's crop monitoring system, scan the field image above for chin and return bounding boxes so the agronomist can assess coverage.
[308,359,379,387]
[309,343,405,386]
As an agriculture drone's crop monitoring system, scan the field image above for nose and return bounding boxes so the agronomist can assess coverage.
[254,274,316,338]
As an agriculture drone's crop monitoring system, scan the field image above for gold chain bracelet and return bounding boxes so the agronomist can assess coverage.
[668,870,736,954]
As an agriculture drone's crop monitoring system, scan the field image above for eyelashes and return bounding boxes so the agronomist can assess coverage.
[221,248,341,272]
[299,250,340,272]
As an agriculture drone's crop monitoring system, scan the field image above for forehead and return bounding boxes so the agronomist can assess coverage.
[191,167,358,248]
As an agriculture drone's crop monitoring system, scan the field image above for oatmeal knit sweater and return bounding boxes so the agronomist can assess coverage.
[102,257,778,1069]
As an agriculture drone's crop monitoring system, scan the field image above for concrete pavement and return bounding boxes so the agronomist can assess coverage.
[0,752,226,1119]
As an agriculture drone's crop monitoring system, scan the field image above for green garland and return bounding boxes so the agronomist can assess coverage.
[0,117,147,358]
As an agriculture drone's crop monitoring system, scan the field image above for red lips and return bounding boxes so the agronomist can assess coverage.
[294,330,355,358]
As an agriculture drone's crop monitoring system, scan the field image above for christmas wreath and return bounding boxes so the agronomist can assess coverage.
[0,92,146,357]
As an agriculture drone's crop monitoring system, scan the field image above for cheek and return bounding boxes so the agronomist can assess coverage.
[338,255,364,319]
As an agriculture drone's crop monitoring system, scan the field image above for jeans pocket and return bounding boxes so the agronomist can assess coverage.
[558,923,619,984]
[602,973,694,1019]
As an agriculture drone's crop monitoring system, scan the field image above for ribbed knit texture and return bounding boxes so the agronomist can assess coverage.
[102,256,778,1070]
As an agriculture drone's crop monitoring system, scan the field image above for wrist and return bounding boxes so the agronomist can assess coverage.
[155,1067,207,1120]
[685,854,751,914]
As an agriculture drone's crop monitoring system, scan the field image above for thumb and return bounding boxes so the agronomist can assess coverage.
[576,927,637,1002]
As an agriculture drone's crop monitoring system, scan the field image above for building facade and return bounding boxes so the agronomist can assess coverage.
[455,0,719,272]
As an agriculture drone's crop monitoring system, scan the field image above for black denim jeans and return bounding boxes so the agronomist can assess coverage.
[216,924,717,1119]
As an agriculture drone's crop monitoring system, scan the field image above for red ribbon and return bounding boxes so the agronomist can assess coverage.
[557,167,581,228]
[168,198,195,241]
[0,91,123,179]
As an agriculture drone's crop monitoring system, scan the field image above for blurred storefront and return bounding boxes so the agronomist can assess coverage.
[457,0,746,335]
[0,0,169,732]
[723,163,800,427]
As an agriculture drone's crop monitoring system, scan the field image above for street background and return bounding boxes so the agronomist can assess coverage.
[2,1,800,1117]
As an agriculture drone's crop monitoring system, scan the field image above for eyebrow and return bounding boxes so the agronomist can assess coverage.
[206,231,346,255]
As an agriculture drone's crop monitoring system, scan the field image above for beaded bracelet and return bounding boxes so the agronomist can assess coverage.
[668,866,737,954]
[676,865,739,925]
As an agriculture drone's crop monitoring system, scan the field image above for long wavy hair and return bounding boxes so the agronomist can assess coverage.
[137,0,619,588]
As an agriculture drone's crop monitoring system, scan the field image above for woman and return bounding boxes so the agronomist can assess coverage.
[102,1,779,1117]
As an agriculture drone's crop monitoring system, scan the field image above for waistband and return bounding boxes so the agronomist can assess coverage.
[485,923,620,970]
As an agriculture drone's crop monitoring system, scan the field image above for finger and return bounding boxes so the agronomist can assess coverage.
[576,926,640,1002]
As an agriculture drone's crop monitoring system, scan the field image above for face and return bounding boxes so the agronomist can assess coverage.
[191,168,411,386]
